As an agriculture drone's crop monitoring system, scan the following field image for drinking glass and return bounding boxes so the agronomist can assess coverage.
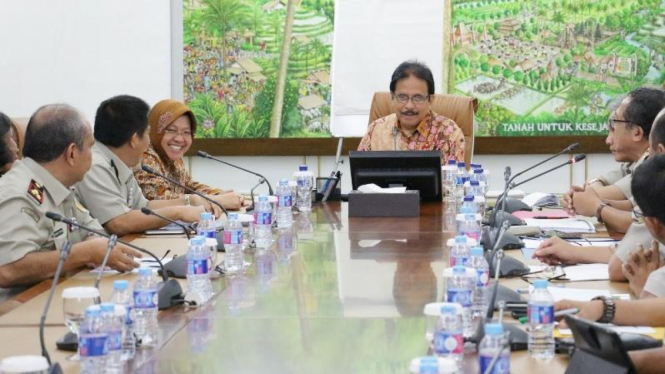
[61,286,100,361]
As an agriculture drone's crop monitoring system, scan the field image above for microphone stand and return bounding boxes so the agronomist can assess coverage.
[510,154,586,190]
[141,165,228,217]
[247,178,267,212]
[94,234,118,289]
[40,240,70,373]
[45,212,185,310]
[141,207,191,239]
[197,151,274,196]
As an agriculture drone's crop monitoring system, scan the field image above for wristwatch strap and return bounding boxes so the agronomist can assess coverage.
[592,296,615,323]
[596,201,609,224]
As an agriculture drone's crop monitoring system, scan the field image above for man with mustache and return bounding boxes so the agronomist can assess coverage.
[358,60,465,164]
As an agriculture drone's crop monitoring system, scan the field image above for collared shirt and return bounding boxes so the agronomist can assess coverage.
[357,110,465,164]
[0,158,102,267]
[644,265,665,297]
[613,221,665,262]
[598,150,649,199]
[75,143,149,225]
[133,145,222,200]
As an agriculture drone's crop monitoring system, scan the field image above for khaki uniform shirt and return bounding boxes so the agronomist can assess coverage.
[614,222,665,262]
[75,143,149,225]
[598,150,649,200]
[0,158,102,267]
[644,266,665,297]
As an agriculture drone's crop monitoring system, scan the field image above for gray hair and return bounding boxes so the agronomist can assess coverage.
[23,104,88,163]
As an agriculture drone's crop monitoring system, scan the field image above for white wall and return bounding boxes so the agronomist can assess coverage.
[0,1,616,195]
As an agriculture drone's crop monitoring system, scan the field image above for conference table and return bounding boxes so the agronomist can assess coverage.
[0,202,629,373]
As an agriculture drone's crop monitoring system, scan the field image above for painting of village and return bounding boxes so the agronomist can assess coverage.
[183,0,334,138]
[449,0,665,136]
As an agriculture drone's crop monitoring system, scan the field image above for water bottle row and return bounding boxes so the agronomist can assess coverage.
[442,161,490,200]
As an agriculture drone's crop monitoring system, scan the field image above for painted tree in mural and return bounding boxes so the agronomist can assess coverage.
[201,0,248,72]
[270,0,298,138]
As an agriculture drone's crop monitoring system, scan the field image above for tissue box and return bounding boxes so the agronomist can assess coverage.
[348,190,420,217]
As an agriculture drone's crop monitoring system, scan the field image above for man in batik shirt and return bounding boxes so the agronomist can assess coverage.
[358,60,465,164]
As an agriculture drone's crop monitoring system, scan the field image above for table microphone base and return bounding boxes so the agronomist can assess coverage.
[55,331,77,352]
[49,363,63,374]
[503,322,528,351]
[493,284,524,308]
[158,279,185,310]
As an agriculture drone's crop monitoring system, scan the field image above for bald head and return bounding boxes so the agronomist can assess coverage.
[23,104,89,163]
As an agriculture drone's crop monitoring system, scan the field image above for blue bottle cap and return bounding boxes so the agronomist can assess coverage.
[228,213,238,220]
[299,165,308,171]
[474,168,484,173]
[455,235,467,243]
[138,267,152,276]
[533,279,549,289]
[447,159,457,165]
[453,265,466,274]
[470,246,484,256]
[258,194,268,201]
[100,303,115,312]
[441,305,457,315]
[113,280,128,291]
[200,212,212,220]
[484,323,504,335]
[470,181,480,186]
[471,163,482,168]
[457,162,466,168]
[279,178,289,186]
[85,305,102,317]
[463,195,474,202]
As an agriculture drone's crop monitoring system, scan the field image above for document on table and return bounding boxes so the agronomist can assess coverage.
[523,218,596,233]
[558,325,656,336]
[90,257,173,274]
[561,263,610,281]
[544,286,611,302]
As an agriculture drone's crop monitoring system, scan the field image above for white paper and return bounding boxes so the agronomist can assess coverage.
[486,189,525,199]
[541,287,611,302]
[523,218,596,233]
[558,325,656,336]
[357,183,406,193]
[90,257,173,274]
[522,192,558,207]
[562,263,610,281]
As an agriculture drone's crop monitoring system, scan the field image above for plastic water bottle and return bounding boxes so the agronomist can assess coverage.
[133,267,158,348]
[433,305,464,366]
[479,323,510,374]
[109,280,135,360]
[409,356,458,374]
[254,194,273,249]
[99,303,123,373]
[187,236,212,303]
[79,305,107,374]
[223,213,244,274]
[276,178,294,228]
[196,212,217,277]
[456,162,469,181]
[460,195,476,215]
[528,279,555,359]
[470,246,490,319]
[472,169,488,194]
[458,211,481,242]
[446,266,474,336]
[452,176,465,212]
[449,235,469,267]
[442,159,457,203]
[294,165,313,212]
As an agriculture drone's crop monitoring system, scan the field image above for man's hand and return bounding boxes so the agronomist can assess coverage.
[623,240,661,298]
[179,205,206,223]
[190,195,222,218]
[562,185,584,214]
[212,192,244,211]
[533,236,579,265]
[571,185,602,217]
[555,299,603,328]
[89,238,142,272]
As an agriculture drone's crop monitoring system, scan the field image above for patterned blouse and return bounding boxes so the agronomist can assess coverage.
[357,110,465,164]
[134,145,223,200]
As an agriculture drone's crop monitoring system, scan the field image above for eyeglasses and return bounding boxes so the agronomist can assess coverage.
[606,118,634,131]
[163,128,193,138]
[392,93,430,104]
[632,206,645,223]
[520,265,567,284]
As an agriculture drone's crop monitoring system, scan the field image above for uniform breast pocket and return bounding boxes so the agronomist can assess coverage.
[52,222,68,250]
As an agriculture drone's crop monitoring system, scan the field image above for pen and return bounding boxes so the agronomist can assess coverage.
[518,307,580,324]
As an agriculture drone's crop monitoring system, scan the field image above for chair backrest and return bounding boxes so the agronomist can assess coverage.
[10,117,29,159]
[368,92,477,165]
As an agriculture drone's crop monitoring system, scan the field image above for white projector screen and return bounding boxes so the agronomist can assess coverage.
[330,0,445,137]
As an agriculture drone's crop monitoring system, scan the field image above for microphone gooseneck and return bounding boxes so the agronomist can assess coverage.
[40,240,71,367]
[94,234,118,289]
[141,207,192,239]
[197,151,274,196]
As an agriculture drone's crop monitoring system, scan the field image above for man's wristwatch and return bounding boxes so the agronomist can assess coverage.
[184,194,191,206]
[596,201,609,224]
[591,296,615,323]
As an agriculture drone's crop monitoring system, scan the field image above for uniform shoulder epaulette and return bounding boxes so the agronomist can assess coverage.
[27,179,45,205]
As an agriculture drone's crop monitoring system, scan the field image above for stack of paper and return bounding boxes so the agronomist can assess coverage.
[562,263,610,281]
[522,192,560,208]
[523,218,596,233]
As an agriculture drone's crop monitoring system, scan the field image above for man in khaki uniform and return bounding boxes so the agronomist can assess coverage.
[75,95,216,236]
[0,104,141,302]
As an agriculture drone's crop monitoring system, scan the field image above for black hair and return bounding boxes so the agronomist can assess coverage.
[624,87,665,139]
[23,104,88,163]
[650,109,665,149]
[0,112,14,168]
[94,95,149,147]
[632,154,665,224]
[389,60,435,96]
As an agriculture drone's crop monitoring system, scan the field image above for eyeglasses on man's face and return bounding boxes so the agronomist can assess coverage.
[606,118,634,132]
[392,93,430,104]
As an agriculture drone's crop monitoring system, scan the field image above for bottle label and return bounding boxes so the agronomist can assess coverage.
[433,331,463,355]
[79,333,108,357]
[187,259,209,275]
[278,195,293,207]
[133,290,157,309]
[477,268,489,287]
[223,229,242,245]
[107,329,123,351]
[125,305,133,326]
[254,211,272,225]
[449,255,468,267]
[297,178,309,187]
[447,289,472,307]
[528,304,554,324]
[466,231,480,241]
[479,353,510,374]
[203,230,216,239]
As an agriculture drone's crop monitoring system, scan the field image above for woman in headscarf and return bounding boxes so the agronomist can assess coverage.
[134,99,244,210]
[0,112,19,176]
